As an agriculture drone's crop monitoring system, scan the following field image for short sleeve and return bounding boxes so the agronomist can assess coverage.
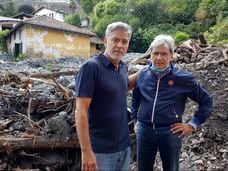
[75,61,97,97]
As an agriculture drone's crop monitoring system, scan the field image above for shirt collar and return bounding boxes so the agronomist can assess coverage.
[98,52,124,68]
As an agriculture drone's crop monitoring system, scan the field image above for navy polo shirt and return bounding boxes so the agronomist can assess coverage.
[75,53,130,153]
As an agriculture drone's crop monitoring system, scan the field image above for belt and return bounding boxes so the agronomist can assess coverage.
[141,121,175,129]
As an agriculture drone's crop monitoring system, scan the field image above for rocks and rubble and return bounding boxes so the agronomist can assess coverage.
[0,40,227,170]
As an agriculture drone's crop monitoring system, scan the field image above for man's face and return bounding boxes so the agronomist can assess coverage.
[104,29,131,62]
[150,45,173,69]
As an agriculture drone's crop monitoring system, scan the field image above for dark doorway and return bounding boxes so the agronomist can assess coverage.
[14,43,22,57]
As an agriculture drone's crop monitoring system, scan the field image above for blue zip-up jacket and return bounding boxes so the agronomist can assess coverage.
[131,63,213,128]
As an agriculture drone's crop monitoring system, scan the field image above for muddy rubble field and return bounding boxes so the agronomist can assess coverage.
[0,40,228,171]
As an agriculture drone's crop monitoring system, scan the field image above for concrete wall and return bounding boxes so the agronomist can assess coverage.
[7,26,26,57]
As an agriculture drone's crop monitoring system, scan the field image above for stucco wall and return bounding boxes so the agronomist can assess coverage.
[7,26,26,57]
[25,25,91,58]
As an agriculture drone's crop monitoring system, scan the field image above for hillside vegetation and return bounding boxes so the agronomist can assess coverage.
[81,0,228,52]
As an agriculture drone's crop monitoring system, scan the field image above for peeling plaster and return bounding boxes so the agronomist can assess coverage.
[26,27,61,58]
[64,34,74,43]
[25,26,92,58]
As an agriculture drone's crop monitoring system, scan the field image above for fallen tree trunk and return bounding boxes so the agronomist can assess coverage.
[0,135,79,152]
[29,70,78,79]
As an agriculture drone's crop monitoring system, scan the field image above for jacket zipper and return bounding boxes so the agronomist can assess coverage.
[151,71,170,125]
[151,78,160,124]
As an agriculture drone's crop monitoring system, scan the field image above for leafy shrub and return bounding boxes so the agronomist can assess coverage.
[15,54,28,62]
[174,31,190,45]
[0,30,10,51]
[204,17,228,45]
[64,13,81,27]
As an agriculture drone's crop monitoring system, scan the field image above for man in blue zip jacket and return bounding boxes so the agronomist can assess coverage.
[131,34,213,171]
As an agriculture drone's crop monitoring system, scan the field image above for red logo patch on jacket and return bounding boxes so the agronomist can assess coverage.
[168,80,174,87]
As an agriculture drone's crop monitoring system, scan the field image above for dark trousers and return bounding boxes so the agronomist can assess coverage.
[137,122,181,171]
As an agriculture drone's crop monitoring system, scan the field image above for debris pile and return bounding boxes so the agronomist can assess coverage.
[0,57,84,170]
[0,40,227,170]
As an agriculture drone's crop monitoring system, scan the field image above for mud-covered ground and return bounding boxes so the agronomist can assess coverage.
[0,42,227,170]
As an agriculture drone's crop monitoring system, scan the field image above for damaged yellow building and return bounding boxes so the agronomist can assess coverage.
[6,15,101,59]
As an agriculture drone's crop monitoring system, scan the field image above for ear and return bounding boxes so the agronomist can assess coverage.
[171,54,174,60]
[103,37,107,47]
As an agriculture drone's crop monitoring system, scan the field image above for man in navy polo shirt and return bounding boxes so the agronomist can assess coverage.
[75,21,137,171]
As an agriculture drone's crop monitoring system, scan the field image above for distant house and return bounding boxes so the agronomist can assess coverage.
[32,7,68,22]
[6,15,99,58]
[0,16,21,31]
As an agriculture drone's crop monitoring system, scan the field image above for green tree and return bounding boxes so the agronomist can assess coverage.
[64,13,81,27]
[70,0,77,11]
[81,0,102,15]
[204,16,228,45]
[195,0,227,27]
[162,0,201,24]
[130,0,166,27]
[91,0,140,36]
[85,0,227,52]
[93,14,139,38]
[0,0,17,17]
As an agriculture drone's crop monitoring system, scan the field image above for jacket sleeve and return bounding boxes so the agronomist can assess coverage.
[187,76,213,128]
[131,78,141,123]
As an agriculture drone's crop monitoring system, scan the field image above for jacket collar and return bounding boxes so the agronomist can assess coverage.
[149,62,174,77]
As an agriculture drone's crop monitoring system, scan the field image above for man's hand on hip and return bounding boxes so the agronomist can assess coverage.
[170,123,195,138]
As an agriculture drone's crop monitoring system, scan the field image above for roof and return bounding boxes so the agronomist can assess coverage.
[12,13,34,19]
[32,6,69,15]
[7,15,96,37]
[90,36,103,44]
[0,16,21,22]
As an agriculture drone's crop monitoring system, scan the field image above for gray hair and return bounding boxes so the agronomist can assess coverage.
[105,21,132,38]
[149,34,175,54]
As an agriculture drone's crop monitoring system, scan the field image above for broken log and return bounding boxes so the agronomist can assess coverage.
[29,70,78,79]
[0,135,79,152]
[198,57,228,70]
[129,53,150,65]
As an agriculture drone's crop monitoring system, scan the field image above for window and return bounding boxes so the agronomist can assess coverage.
[14,32,16,40]
[96,44,101,50]
[19,30,22,40]
[49,13,54,18]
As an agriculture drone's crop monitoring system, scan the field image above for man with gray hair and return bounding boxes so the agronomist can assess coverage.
[75,21,137,171]
[131,34,212,170]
